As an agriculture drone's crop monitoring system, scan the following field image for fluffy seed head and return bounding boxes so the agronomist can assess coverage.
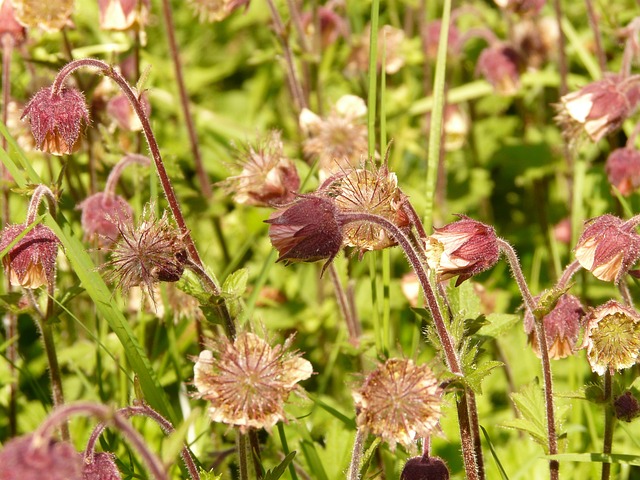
[353,358,442,450]
[0,434,82,480]
[193,332,313,432]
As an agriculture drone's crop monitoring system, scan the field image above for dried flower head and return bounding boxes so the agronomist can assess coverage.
[325,163,410,254]
[22,87,90,156]
[105,207,188,297]
[0,223,59,289]
[401,456,450,480]
[187,0,249,22]
[98,0,149,31]
[193,332,312,432]
[425,215,500,286]
[220,131,300,207]
[581,300,640,375]
[266,195,343,274]
[0,434,83,480]
[11,0,73,32]
[82,452,121,480]
[614,391,640,422]
[77,192,134,247]
[106,92,150,132]
[0,0,26,46]
[300,95,368,177]
[353,358,442,451]
[476,44,522,95]
[555,75,640,143]
[574,214,640,284]
[605,148,640,196]
[523,294,585,360]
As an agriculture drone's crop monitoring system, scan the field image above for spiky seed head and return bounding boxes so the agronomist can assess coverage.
[193,332,313,432]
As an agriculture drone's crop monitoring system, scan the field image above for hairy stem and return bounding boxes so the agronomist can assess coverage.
[601,370,614,480]
[347,428,366,480]
[104,153,151,199]
[328,263,361,345]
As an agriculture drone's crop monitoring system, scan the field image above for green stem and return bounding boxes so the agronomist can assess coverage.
[238,431,250,480]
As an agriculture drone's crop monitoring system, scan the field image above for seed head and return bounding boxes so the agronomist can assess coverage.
[425,215,500,286]
[193,332,313,432]
[476,44,522,95]
[353,358,442,451]
[98,0,150,31]
[187,0,250,22]
[266,196,343,274]
[401,456,450,480]
[11,0,73,32]
[0,223,59,289]
[104,207,188,297]
[523,294,585,360]
[77,192,134,247]
[22,86,90,156]
[574,214,640,284]
[0,434,82,480]
[605,148,640,196]
[581,300,640,375]
[82,452,121,480]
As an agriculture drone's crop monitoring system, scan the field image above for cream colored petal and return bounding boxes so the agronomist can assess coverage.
[563,93,594,123]
[335,95,367,119]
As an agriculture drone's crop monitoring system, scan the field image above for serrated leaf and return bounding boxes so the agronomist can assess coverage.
[198,468,222,480]
[480,426,510,480]
[264,451,296,480]
[464,360,503,394]
[222,268,249,298]
[477,313,521,339]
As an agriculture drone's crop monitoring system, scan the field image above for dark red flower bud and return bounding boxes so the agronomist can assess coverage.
[0,223,60,289]
[266,196,343,274]
[614,391,640,422]
[401,456,450,480]
[82,452,122,480]
[574,214,640,283]
[605,148,640,196]
[21,86,90,156]
[0,434,83,480]
[476,45,522,95]
[77,192,133,246]
[425,215,500,286]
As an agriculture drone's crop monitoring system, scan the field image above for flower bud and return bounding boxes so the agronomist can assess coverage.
[22,86,90,156]
[0,434,82,480]
[0,223,60,289]
[614,391,640,423]
[476,44,522,95]
[77,192,134,247]
[574,214,640,284]
[581,300,640,375]
[425,215,500,286]
[401,456,450,480]
[605,148,640,196]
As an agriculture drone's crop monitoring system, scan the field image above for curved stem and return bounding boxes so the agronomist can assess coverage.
[26,185,57,225]
[104,153,151,199]
[601,370,614,480]
[557,259,582,290]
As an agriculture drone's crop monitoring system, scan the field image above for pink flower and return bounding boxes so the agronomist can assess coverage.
[605,148,640,196]
[476,45,522,95]
[77,192,133,246]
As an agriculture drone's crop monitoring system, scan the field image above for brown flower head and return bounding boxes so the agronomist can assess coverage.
[353,358,442,450]
[266,195,343,274]
[11,0,73,32]
[0,434,82,480]
[424,20,461,59]
[220,131,300,207]
[105,207,188,297]
[193,332,312,432]
[605,148,640,196]
[98,0,150,31]
[300,95,368,178]
[425,215,500,286]
[106,91,150,132]
[555,74,640,143]
[187,0,250,22]
[0,223,59,289]
[581,300,640,375]
[77,192,134,247]
[574,214,640,284]
[401,456,450,480]
[614,391,640,423]
[523,294,585,360]
[82,452,121,480]
[476,44,522,95]
[324,163,410,254]
[22,86,90,156]
[0,0,26,46]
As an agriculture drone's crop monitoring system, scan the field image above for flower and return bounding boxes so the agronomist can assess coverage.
[423,20,461,59]
[77,192,134,246]
[82,452,121,480]
[187,0,250,22]
[353,358,442,450]
[193,332,312,432]
[220,131,300,207]
[605,148,640,196]
[574,214,640,283]
[0,223,59,289]
[104,207,188,297]
[106,92,150,132]
[11,0,73,32]
[0,434,83,480]
[401,456,450,480]
[476,44,522,95]
[22,87,90,156]
[425,215,500,286]
[300,5,346,48]
[493,0,546,16]
[98,0,149,31]
[349,25,406,74]
[427,104,469,151]
[512,17,559,70]
[300,95,368,178]
[523,294,584,359]
[581,300,640,375]
[0,0,26,46]
[555,74,640,143]
[266,196,343,274]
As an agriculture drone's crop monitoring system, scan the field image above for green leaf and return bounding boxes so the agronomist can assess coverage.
[264,451,296,480]
[480,426,510,480]
[545,452,640,466]
[477,313,521,339]
[464,360,503,395]
[198,468,222,480]
[222,267,249,298]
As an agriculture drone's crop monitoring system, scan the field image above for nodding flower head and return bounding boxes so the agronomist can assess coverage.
[0,223,60,289]
[0,0,27,46]
[401,456,450,480]
[605,148,640,196]
[581,300,640,375]
[266,196,344,274]
[425,215,500,286]
[98,0,150,31]
[476,44,522,95]
[22,86,90,156]
[193,332,313,432]
[11,0,74,32]
[353,358,442,451]
[574,214,640,284]
[82,452,122,480]
[77,192,134,247]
